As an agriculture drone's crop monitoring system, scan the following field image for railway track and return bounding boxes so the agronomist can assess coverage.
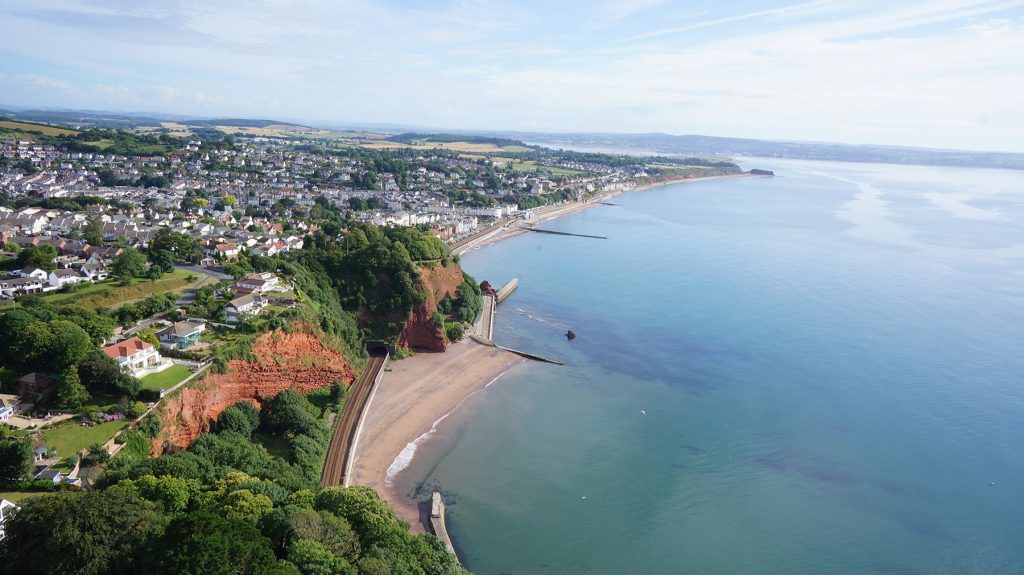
[321,353,388,487]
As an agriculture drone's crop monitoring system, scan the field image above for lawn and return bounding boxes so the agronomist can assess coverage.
[40,269,198,309]
[139,364,192,392]
[0,491,48,503]
[39,420,128,458]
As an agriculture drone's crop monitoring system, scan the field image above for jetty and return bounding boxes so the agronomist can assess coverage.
[321,350,389,487]
[429,491,458,559]
[495,277,519,304]
[479,294,496,341]
[520,225,607,240]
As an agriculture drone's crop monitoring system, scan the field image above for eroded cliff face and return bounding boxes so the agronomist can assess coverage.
[396,262,465,352]
[154,324,355,454]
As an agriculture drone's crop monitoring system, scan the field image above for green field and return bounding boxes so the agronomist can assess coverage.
[39,420,129,458]
[39,269,198,309]
[0,120,79,137]
[507,160,585,176]
[139,364,192,392]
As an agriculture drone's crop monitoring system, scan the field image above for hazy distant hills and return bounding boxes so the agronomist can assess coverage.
[2,106,1021,170]
[502,132,1024,171]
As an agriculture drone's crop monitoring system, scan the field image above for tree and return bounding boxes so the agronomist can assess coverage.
[58,304,116,345]
[46,319,94,370]
[111,248,148,282]
[287,539,355,575]
[223,194,238,207]
[224,262,249,281]
[83,217,105,246]
[137,329,160,349]
[149,511,277,575]
[147,265,164,281]
[59,366,91,409]
[0,488,165,575]
[86,442,111,465]
[3,241,19,253]
[0,439,33,486]
[151,229,199,262]
[215,401,260,438]
[261,389,319,437]
[220,489,274,524]
[15,245,56,271]
[288,509,360,560]
[149,249,175,272]
[78,349,140,397]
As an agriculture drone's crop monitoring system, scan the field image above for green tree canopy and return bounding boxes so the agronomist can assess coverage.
[111,248,149,282]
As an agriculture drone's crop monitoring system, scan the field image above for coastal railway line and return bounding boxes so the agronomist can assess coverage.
[321,352,389,487]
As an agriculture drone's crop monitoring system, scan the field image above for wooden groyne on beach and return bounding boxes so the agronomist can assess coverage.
[321,352,389,487]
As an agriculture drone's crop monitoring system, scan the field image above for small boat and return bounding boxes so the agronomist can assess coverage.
[566,329,576,339]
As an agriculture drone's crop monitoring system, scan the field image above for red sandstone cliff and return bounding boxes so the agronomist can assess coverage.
[396,262,465,352]
[154,325,355,454]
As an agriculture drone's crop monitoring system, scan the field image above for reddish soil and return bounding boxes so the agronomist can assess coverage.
[396,262,465,352]
[154,324,355,454]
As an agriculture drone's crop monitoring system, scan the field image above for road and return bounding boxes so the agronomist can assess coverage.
[321,353,389,487]
[173,264,230,307]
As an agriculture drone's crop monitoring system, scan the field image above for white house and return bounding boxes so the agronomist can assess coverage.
[235,273,279,294]
[0,499,18,541]
[0,394,20,423]
[224,293,265,322]
[102,337,169,377]
[80,263,109,282]
[48,268,85,288]
[15,266,48,281]
[0,276,45,298]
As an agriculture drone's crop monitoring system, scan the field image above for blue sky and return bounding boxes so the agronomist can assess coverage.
[2,0,1023,151]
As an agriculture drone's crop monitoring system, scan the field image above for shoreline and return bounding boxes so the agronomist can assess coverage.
[348,339,524,532]
[457,172,753,254]
[353,172,751,531]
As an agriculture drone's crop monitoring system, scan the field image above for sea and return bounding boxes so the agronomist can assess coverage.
[392,159,1024,575]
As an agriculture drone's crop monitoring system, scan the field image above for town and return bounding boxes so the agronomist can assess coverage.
[0,116,741,544]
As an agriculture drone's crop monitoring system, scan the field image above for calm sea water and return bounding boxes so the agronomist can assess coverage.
[394,159,1024,575]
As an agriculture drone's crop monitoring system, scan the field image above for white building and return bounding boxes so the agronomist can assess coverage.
[102,337,169,377]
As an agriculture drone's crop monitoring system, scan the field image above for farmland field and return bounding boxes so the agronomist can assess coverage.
[0,120,79,136]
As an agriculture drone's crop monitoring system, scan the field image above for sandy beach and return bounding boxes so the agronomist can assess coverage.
[349,338,523,530]
[353,172,752,529]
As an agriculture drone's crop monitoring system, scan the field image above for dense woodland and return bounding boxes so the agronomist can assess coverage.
[1,390,467,575]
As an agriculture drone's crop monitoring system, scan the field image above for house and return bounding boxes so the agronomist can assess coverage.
[0,276,46,298]
[79,262,109,282]
[157,319,206,349]
[224,293,265,322]
[0,499,18,541]
[211,242,240,261]
[15,266,48,281]
[17,373,56,405]
[234,273,279,294]
[0,394,20,423]
[102,337,168,377]
[48,268,85,288]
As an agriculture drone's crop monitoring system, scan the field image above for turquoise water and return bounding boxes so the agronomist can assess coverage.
[396,160,1024,574]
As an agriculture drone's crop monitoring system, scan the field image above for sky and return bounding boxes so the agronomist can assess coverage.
[1,0,1023,151]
